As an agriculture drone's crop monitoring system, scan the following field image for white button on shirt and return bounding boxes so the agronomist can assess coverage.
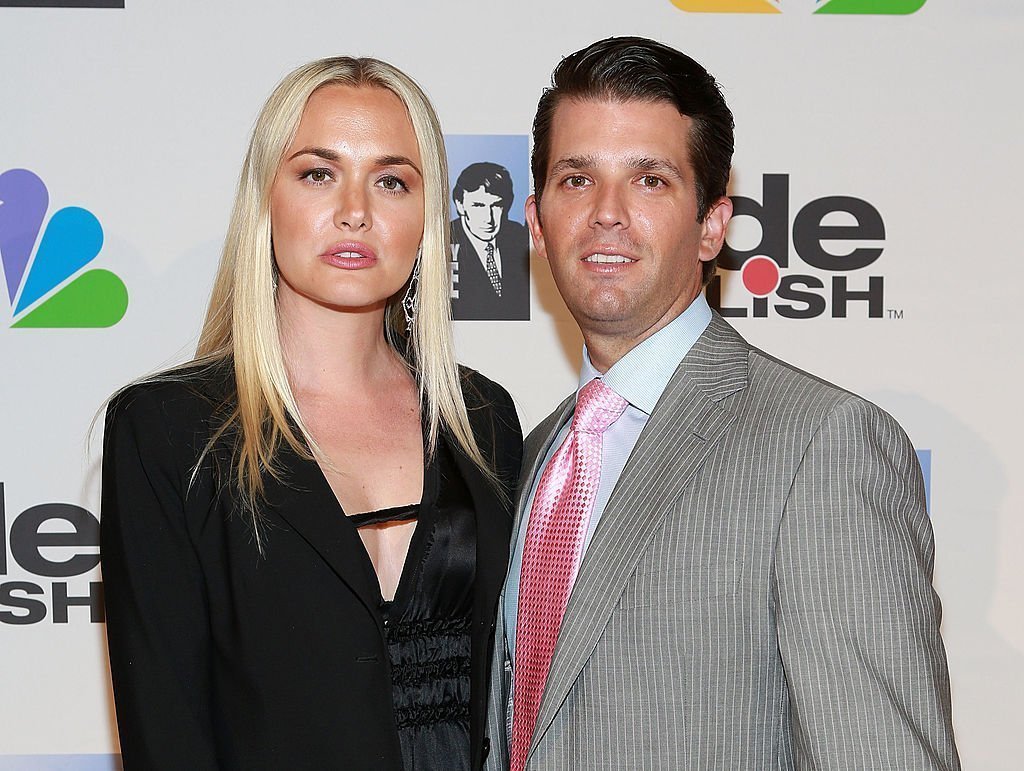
[503,293,714,656]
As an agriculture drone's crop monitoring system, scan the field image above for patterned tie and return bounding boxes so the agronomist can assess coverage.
[485,241,502,297]
[510,378,628,771]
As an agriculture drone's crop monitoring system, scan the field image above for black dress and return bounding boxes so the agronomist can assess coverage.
[349,438,476,771]
[102,366,522,770]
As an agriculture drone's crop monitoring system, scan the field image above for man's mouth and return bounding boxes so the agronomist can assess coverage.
[583,253,635,264]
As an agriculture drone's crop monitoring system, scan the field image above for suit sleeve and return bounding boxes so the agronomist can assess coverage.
[100,388,220,770]
[774,397,960,770]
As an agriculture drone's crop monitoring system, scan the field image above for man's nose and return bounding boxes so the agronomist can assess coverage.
[591,183,629,230]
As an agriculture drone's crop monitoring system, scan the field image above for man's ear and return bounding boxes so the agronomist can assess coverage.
[454,197,466,219]
[698,196,734,264]
[525,194,547,260]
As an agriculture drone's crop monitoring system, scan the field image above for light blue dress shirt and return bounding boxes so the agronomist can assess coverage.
[503,293,713,657]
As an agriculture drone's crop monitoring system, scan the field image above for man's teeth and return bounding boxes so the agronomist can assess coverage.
[584,254,632,264]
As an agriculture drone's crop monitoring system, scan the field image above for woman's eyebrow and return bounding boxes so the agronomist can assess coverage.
[286,147,422,177]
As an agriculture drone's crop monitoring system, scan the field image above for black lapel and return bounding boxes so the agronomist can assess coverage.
[261,440,384,636]
[453,441,511,635]
[448,422,513,768]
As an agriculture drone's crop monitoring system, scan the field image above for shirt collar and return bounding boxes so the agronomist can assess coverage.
[579,292,712,415]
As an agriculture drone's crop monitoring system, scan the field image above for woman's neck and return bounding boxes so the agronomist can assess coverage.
[277,289,403,396]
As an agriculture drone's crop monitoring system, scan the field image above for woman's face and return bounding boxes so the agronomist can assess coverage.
[270,84,425,316]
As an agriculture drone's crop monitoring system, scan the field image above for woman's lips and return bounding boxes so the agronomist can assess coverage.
[320,241,377,269]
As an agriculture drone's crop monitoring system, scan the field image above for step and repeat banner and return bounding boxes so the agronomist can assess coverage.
[1,1,1021,768]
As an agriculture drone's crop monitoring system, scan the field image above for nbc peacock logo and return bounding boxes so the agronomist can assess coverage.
[0,168,128,328]
[670,0,927,14]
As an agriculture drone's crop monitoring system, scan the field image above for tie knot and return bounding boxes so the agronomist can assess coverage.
[571,379,628,435]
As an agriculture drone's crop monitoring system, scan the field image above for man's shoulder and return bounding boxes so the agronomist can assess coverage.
[724,327,902,441]
[747,345,853,401]
[703,314,856,405]
[678,314,900,441]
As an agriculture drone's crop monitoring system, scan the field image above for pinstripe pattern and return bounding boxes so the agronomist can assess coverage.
[486,314,959,770]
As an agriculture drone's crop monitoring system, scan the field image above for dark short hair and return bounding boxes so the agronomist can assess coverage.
[531,37,734,284]
[452,162,515,209]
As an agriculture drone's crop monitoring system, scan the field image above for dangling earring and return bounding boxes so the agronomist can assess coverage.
[402,247,422,334]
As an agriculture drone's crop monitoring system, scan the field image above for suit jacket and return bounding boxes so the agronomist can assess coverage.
[101,363,522,771]
[486,313,959,770]
[450,218,530,321]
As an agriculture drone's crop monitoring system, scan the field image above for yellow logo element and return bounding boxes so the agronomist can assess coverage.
[671,0,781,12]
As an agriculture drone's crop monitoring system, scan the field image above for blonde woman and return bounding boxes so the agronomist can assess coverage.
[101,57,522,771]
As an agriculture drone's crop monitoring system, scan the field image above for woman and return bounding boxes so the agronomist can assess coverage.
[101,57,522,771]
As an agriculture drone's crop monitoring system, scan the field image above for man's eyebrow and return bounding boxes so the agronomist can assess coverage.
[286,147,422,177]
[548,155,686,181]
[548,155,597,177]
[629,157,685,180]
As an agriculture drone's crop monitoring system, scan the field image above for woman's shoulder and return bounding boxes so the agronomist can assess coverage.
[107,360,234,432]
[454,366,522,494]
[457,365,516,417]
[456,365,522,458]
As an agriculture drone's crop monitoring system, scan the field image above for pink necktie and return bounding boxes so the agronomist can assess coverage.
[510,378,628,771]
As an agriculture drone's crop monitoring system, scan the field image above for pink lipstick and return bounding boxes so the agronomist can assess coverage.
[320,241,378,269]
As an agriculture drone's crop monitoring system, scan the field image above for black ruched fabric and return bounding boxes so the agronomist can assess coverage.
[354,438,475,771]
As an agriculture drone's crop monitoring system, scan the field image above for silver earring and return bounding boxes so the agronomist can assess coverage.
[402,247,422,334]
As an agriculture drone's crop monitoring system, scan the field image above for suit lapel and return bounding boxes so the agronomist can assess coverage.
[528,314,750,755]
[262,440,385,635]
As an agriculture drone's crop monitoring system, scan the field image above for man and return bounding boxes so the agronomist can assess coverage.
[487,37,959,770]
[450,162,531,320]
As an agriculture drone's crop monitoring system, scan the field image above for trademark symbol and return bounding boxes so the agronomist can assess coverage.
[887,308,904,319]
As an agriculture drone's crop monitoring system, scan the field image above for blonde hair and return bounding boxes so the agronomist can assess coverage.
[193,56,493,543]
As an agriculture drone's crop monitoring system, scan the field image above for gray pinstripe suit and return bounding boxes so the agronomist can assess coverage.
[486,313,959,770]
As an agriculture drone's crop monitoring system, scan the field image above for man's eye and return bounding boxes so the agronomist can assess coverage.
[640,175,664,188]
[566,175,588,187]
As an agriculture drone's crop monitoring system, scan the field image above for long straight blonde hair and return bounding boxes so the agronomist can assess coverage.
[192,57,493,542]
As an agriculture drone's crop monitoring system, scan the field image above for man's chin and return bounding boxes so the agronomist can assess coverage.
[570,304,637,336]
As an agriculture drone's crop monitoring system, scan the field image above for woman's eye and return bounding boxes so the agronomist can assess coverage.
[302,168,331,185]
[378,175,408,192]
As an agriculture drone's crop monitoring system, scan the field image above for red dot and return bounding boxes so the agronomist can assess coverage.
[741,256,780,297]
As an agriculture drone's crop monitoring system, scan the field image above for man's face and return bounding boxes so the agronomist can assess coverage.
[456,185,505,241]
[526,98,731,352]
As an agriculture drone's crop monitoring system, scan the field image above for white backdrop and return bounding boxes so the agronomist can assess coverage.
[1,1,1022,768]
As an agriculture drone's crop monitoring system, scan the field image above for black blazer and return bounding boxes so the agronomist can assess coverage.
[101,364,522,770]
[449,218,531,321]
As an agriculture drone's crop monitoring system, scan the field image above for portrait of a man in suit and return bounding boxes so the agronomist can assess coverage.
[450,162,530,320]
[487,36,960,771]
